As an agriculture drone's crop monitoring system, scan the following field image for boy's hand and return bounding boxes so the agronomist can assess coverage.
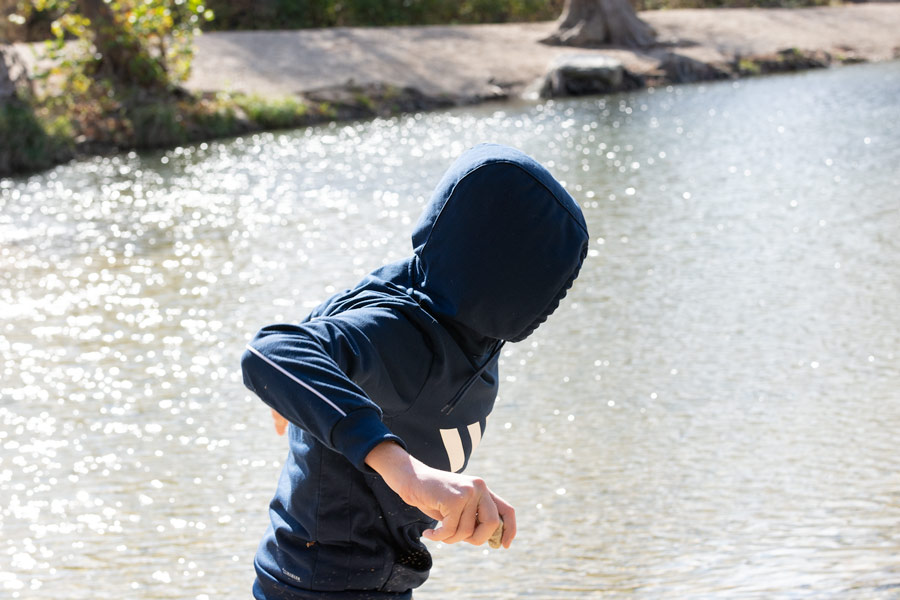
[271,409,288,435]
[365,441,516,548]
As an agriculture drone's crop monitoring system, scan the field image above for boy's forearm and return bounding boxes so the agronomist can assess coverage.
[365,440,417,494]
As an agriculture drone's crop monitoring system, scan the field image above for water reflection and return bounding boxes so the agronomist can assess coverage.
[2,62,899,598]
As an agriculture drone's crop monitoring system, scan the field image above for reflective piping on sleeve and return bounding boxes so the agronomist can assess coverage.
[244,344,348,417]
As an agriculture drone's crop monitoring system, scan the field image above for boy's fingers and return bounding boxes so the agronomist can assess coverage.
[425,501,461,542]
[443,493,479,544]
[469,492,501,546]
[423,521,455,542]
[420,507,445,522]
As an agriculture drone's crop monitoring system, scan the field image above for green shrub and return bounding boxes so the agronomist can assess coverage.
[0,101,73,175]
[128,102,186,148]
[186,99,241,139]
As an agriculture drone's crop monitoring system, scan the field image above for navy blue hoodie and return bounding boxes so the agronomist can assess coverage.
[241,144,589,599]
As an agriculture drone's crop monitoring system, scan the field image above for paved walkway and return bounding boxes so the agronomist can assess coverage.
[185,4,900,99]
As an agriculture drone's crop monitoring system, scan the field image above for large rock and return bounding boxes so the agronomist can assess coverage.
[539,54,633,98]
[658,52,732,84]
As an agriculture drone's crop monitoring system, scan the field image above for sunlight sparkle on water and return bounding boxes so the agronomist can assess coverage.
[2,62,900,599]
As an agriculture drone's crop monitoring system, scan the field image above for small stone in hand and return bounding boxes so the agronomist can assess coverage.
[488,520,504,549]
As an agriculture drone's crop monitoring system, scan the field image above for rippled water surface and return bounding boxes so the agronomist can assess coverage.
[2,62,899,599]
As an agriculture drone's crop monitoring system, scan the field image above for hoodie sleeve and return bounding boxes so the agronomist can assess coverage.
[240,314,411,471]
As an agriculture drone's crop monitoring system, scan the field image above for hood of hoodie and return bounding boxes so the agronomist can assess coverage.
[408,143,589,346]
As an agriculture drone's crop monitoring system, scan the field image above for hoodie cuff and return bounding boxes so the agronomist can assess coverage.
[331,409,406,471]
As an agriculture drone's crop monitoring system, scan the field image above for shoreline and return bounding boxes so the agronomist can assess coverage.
[5,4,900,176]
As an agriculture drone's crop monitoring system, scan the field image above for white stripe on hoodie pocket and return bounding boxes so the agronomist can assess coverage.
[439,428,465,472]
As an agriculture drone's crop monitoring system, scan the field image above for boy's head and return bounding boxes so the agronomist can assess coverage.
[410,143,589,344]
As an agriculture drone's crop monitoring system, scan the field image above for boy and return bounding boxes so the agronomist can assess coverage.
[241,143,589,599]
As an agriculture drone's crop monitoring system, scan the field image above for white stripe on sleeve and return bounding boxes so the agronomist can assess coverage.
[245,344,348,417]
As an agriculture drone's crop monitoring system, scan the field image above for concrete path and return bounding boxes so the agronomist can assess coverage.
[185,4,900,99]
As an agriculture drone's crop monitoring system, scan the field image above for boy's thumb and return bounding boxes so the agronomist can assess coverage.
[422,522,449,542]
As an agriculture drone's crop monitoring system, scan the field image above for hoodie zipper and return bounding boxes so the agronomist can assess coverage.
[441,340,505,415]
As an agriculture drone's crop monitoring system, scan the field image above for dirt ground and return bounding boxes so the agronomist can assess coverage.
[185,4,900,100]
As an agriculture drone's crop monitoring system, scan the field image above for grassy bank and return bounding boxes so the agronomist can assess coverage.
[0,92,319,177]
[0,81,463,177]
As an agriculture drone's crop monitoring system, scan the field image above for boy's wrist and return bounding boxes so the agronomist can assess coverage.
[365,440,417,492]
[365,441,443,521]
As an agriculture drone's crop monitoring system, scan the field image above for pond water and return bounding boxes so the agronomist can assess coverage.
[2,61,899,599]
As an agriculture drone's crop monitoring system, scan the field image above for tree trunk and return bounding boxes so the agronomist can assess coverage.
[1,0,21,43]
[1,45,31,101]
[0,48,16,101]
[75,0,168,90]
[542,0,656,48]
